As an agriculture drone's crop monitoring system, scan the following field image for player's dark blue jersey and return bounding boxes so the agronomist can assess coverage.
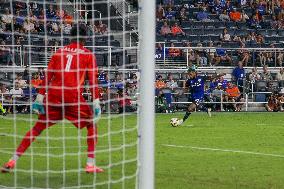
[186,76,204,104]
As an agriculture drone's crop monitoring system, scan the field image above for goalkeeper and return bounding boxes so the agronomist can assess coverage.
[1,24,103,173]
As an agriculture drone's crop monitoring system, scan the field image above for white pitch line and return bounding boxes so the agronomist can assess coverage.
[162,144,284,158]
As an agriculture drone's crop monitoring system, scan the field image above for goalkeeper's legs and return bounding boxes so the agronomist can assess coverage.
[1,120,56,173]
[85,124,103,173]
[65,104,103,173]
[2,105,62,173]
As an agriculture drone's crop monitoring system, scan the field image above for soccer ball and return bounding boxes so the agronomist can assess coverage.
[170,118,179,127]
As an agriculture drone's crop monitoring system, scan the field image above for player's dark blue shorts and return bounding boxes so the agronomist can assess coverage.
[189,93,204,106]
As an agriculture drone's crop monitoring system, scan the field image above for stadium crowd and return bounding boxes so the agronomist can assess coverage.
[155,0,284,67]
[0,67,138,115]
[0,1,109,66]
[155,63,284,112]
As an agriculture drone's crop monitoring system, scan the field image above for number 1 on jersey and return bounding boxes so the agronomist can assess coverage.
[65,54,73,72]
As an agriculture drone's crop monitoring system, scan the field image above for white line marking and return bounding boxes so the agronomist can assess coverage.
[162,144,284,158]
[256,123,268,126]
[182,125,194,127]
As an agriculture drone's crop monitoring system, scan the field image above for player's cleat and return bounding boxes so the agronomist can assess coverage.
[1,160,16,173]
[207,108,212,117]
[176,119,184,126]
[85,164,104,173]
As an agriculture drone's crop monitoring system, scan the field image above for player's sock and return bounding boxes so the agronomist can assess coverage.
[87,124,97,160]
[183,111,191,122]
[11,154,19,162]
[87,157,95,166]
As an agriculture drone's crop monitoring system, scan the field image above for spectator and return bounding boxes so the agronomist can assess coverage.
[176,7,188,22]
[14,11,25,31]
[258,44,273,65]
[168,42,181,58]
[260,65,273,81]
[165,7,176,20]
[232,61,245,92]
[14,74,27,88]
[270,15,280,29]
[9,82,24,113]
[229,7,242,22]
[219,10,230,21]
[216,76,228,90]
[63,22,72,34]
[166,74,178,89]
[1,8,13,31]
[212,83,225,111]
[265,92,283,112]
[0,41,13,66]
[214,43,232,65]
[155,75,166,90]
[23,65,31,81]
[114,73,124,90]
[160,21,172,36]
[23,18,36,33]
[117,90,136,113]
[213,1,223,15]
[206,41,216,66]
[237,43,250,66]
[46,4,56,20]
[96,21,107,35]
[31,73,43,89]
[51,21,60,33]
[276,67,284,80]
[183,42,196,64]
[241,10,250,22]
[224,82,244,111]
[155,43,166,60]
[220,28,231,41]
[225,1,233,13]
[196,7,210,21]
[195,43,208,66]
[249,15,261,29]
[249,67,261,83]
[156,4,165,21]
[256,34,264,44]
[276,49,284,66]
[171,22,185,36]
[38,67,45,80]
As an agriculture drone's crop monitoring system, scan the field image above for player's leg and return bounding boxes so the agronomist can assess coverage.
[176,101,197,126]
[1,106,62,173]
[65,101,103,173]
[0,103,7,115]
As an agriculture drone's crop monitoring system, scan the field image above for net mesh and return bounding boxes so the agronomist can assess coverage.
[0,0,139,188]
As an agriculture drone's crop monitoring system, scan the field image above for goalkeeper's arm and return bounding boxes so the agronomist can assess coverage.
[88,54,101,122]
[33,55,56,114]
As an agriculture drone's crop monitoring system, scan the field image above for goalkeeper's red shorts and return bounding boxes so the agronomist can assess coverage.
[38,101,94,129]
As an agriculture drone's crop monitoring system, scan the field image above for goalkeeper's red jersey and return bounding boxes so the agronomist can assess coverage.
[38,42,99,104]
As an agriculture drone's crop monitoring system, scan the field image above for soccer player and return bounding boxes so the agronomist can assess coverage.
[1,24,103,173]
[0,103,7,116]
[176,68,211,126]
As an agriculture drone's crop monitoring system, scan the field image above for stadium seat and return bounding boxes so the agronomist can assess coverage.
[0,72,6,80]
[256,80,267,92]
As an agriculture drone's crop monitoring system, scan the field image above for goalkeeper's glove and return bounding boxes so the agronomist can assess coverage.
[93,99,101,123]
[32,94,45,115]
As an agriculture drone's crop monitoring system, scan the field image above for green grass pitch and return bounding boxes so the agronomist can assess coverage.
[0,112,284,189]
